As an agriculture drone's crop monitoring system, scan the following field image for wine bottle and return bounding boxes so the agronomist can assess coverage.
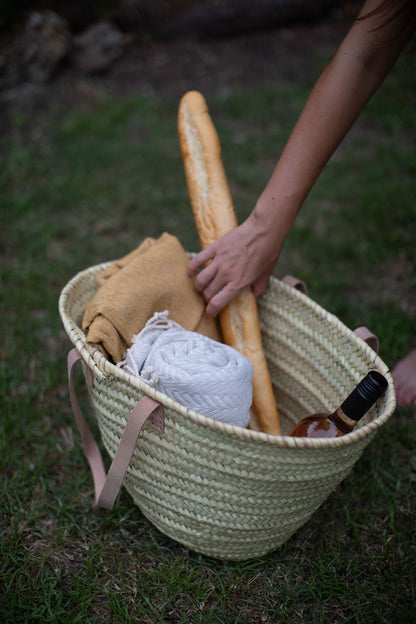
[289,370,388,438]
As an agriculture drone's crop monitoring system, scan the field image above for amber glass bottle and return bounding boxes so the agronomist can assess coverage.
[290,370,388,438]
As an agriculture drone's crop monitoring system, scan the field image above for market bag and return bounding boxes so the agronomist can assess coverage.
[59,263,396,561]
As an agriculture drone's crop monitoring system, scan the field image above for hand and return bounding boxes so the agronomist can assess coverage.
[187,213,280,316]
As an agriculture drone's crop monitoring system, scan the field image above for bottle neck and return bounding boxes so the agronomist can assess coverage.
[340,370,388,422]
[331,407,358,434]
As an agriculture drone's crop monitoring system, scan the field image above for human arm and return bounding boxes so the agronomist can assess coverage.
[188,0,415,316]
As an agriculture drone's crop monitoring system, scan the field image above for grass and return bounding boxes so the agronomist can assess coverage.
[1,33,416,623]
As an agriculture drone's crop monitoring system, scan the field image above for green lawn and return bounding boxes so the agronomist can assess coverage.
[1,37,415,624]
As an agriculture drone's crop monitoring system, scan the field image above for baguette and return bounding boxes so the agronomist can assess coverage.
[178,90,281,435]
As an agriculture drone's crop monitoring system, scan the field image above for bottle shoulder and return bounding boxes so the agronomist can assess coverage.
[290,413,343,438]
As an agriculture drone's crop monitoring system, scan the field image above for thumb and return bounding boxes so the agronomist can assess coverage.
[252,273,271,298]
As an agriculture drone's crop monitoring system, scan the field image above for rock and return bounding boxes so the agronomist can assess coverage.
[72,21,125,74]
[1,10,71,86]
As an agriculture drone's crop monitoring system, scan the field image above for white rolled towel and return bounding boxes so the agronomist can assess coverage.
[120,311,253,427]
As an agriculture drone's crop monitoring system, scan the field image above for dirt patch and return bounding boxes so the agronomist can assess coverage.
[0,2,360,133]
[101,14,351,98]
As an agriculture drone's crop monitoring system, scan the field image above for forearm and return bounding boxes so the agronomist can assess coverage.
[255,0,414,241]
[252,57,381,245]
[188,0,415,316]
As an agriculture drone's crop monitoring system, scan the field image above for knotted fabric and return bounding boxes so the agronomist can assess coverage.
[120,312,253,428]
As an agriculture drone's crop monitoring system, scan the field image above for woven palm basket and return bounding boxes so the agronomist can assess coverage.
[59,261,396,561]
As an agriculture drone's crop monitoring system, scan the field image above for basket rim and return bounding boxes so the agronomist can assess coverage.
[58,261,397,450]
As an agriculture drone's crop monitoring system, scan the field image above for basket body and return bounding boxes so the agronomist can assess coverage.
[59,262,396,561]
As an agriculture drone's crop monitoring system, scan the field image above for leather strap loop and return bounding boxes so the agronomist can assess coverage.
[353,326,379,354]
[67,348,164,510]
[68,348,106,501]
[282,275,308,295]
[96,396,164,510]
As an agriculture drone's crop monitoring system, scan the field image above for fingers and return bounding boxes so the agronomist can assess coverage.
[205,283,240,317]
[187,249,241,316]
[203,268,273,317]
[193,261,217,294]
[252,264,275,299]
[193,261,230,311]
[187,246,215,276]
[187,242,230,309]
[252,275,270,299]
[186,225,273,316]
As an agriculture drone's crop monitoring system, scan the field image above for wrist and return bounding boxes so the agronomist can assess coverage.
[252,190,302,245]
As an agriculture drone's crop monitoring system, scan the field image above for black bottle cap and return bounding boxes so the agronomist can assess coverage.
[341,370,388,421]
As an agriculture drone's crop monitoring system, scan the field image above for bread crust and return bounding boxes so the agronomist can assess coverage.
[178,90,281,435]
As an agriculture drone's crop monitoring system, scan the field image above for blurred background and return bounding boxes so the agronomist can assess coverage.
[0,1,358,124]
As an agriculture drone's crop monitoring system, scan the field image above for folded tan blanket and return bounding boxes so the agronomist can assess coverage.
[82,233,222,363]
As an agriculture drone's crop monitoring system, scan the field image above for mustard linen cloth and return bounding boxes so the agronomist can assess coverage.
[82,233,221,363]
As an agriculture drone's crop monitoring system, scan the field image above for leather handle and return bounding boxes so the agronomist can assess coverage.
[97,395,164,510]
[68,348,107,501]
[353,326,379,354]
[67,348,164,510]
[282,275,308,295]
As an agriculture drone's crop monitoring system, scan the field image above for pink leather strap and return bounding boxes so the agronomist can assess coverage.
[67,348,164,510]
[97,395,164,510]
[353,326,379,354]
[282,275,308,295]
[68,348,106,502]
